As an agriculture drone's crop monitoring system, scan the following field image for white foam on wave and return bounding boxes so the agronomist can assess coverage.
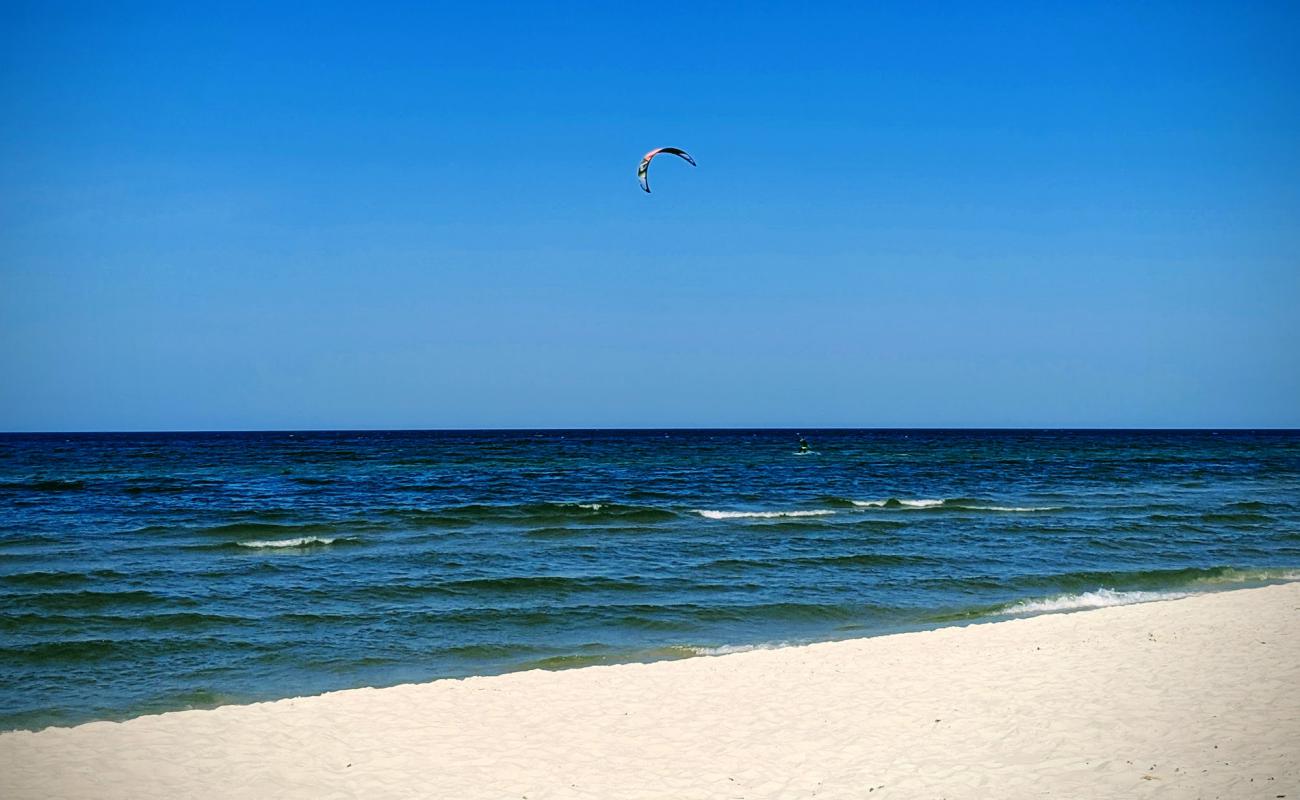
[688,641,797,656]
[852,499,943,508]
[694,509,836,520]
[238,536,341,549]
[1192,568,1300,585]
[851,499,1060,512]
[1003,588,1194,614]
[1002,571,1300,616]
[577,503,603,511]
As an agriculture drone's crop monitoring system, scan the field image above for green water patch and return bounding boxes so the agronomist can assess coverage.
[5,589,199,613]
[0,610,256,633]
[0,568,128,589]
[506,644,699,673]
[0,635,252,665]
[692,601,862,624]
[440,642,546,660]
[1199,511,1275,525]
[512,653,619,671]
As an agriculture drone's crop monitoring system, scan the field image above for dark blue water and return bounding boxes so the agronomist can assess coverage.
[2,429,1298,730]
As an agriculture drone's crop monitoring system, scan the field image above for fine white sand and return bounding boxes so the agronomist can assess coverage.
[3,583,1298,799]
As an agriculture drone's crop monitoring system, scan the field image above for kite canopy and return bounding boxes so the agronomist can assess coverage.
[638,147,696,193]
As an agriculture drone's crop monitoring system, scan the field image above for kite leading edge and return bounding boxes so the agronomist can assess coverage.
[638,147,696,193]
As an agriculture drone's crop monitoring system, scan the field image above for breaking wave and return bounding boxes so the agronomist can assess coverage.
[852,498,1062,512]
[1001,588,1194,613]
[694,509,837,520]
[236,536,350,549]
[998,568,1300,614]
[686,641,799,656]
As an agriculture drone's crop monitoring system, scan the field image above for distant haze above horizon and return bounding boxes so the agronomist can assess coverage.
[3,2,1297,431]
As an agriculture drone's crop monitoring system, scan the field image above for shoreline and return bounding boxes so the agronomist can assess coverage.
[3,582,1298,798]
[9,576,1295,733]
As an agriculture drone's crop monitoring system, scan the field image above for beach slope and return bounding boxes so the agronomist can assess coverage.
[3,582,1297,799]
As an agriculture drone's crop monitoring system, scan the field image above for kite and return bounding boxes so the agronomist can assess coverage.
[638,147,696,193]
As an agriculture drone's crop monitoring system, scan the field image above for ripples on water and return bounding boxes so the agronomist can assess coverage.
[1,429,1298,730]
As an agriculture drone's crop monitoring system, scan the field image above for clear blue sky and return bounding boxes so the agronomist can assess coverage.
[2,1,1297,430]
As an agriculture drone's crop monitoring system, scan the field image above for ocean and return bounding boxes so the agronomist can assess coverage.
[1,429,1297,731]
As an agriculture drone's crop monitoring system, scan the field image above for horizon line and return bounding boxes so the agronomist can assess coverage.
[3,426,1298,435]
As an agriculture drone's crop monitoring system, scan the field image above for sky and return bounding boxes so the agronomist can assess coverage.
[1,1,1297,430]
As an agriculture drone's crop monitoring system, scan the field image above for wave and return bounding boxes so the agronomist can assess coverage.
[521,526,591,539]
[131,502,679,542]
[1061,565,1300,591]
[851,497,1062,512]
[4,589,197,612]
[195,521,356,537]
[853,498,943,508]
[1146,511,1277,526]
[1226,500,1271,511]
[288,576,661,606]
[289,476,334,486]
[440,575,647,593]
[612,614,696,631]
[694,601,861,623]
[0,639,129,664]
[440,643,544,659]
[0,635,256,666]
[1001,588,1194,614]
[120,478,223,495]
[686,641,798,656]
[0,479,86,492]
[390,600,867,628]
[0,568,126,588]
[705,553,928,570]
[694,509,836,520]
[513,653,621,671]
[236,536,352,549]
[0,610,253,632]
[1183,567,1300,585]
[922,566,1300,624]
[996,567,1300,615]
[1199,511,1274,524]
[383,502,678,527]
[540,502,678,522]
[125,517,387,544]
[511,641,815,673]
[522,524,669,539]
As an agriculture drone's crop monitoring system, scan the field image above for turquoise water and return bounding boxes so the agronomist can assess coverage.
[1,429,1298,730]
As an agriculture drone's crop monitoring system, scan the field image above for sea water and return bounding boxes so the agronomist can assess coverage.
[1,429,1297,730]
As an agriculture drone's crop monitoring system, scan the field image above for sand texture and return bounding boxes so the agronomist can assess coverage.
[2,582,1298,799]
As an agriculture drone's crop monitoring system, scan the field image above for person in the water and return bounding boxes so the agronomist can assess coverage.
[798,435,810,453]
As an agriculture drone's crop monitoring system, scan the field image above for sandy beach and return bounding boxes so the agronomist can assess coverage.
[3,582,1297,799]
